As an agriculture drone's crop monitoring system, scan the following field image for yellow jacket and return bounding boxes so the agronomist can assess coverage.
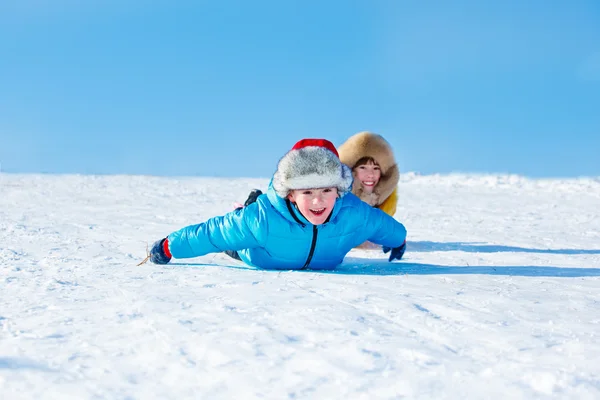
[377,187,397,217]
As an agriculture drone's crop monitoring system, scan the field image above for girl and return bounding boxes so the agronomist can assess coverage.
[146,138,407,269]
[338,131,399,217]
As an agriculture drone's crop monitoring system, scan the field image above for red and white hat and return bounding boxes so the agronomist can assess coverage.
[272,138,353,198]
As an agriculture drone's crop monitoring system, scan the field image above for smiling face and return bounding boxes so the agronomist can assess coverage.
[287,187,338,225]
[354,160,381,195]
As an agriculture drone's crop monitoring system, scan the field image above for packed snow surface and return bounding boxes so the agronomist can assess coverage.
[1,173,599,399]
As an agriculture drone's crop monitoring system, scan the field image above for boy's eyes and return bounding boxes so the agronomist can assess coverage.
[300,188,333,195]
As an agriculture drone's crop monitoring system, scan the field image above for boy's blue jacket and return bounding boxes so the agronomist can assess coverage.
[167,187,407,270]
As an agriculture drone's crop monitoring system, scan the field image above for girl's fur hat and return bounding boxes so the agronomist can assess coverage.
[272,138,353,198]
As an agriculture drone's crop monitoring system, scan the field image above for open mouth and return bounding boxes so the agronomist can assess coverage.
[362,181,376,187]
[310,208,326,216]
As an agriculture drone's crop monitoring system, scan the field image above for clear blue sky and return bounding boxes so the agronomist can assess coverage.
[1,0,599,178]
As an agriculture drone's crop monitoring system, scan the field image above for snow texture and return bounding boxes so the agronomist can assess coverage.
[1,173,599,399]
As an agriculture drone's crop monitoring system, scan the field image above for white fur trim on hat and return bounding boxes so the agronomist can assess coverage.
[272,146,353,198]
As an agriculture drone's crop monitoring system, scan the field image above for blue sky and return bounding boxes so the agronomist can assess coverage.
[1,0,599,178]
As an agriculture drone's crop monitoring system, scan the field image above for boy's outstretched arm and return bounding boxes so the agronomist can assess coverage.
[148,204,267,264]
[365,205,407,262]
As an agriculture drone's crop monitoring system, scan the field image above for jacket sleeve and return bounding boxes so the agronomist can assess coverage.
[166,203,268,259]
[364,202,407,247]
[377,188,398,217]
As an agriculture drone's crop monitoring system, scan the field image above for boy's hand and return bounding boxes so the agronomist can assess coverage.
[150,238,172,264]
[383,241,406,262]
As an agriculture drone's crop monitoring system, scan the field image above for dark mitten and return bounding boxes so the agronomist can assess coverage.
[244,189,263,206]
[383,241,406,262]
[150,238,172,264]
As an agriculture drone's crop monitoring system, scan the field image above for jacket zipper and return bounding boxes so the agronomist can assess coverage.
[301,225,318,270]
[285,199,318,270]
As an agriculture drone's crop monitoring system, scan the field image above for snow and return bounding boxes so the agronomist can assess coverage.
[1,172,599,399]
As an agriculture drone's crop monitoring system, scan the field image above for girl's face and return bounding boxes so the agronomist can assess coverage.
[354,161,381,194]
[287,187,338,225]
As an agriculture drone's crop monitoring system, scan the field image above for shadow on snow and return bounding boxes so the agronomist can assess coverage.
[165,240,600,277]
[0,357,55,372]
[334,258,600,277]
[169,260,600,278]
[408,241,600,255]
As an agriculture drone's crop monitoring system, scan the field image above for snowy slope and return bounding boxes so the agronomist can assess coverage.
[1,173,599,399]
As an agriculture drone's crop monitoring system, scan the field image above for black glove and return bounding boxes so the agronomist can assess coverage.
[150,238,172,264]
[383,241,406,262]
[244,189,263,206]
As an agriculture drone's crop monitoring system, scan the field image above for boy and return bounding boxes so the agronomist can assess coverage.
[147,139,407,270]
